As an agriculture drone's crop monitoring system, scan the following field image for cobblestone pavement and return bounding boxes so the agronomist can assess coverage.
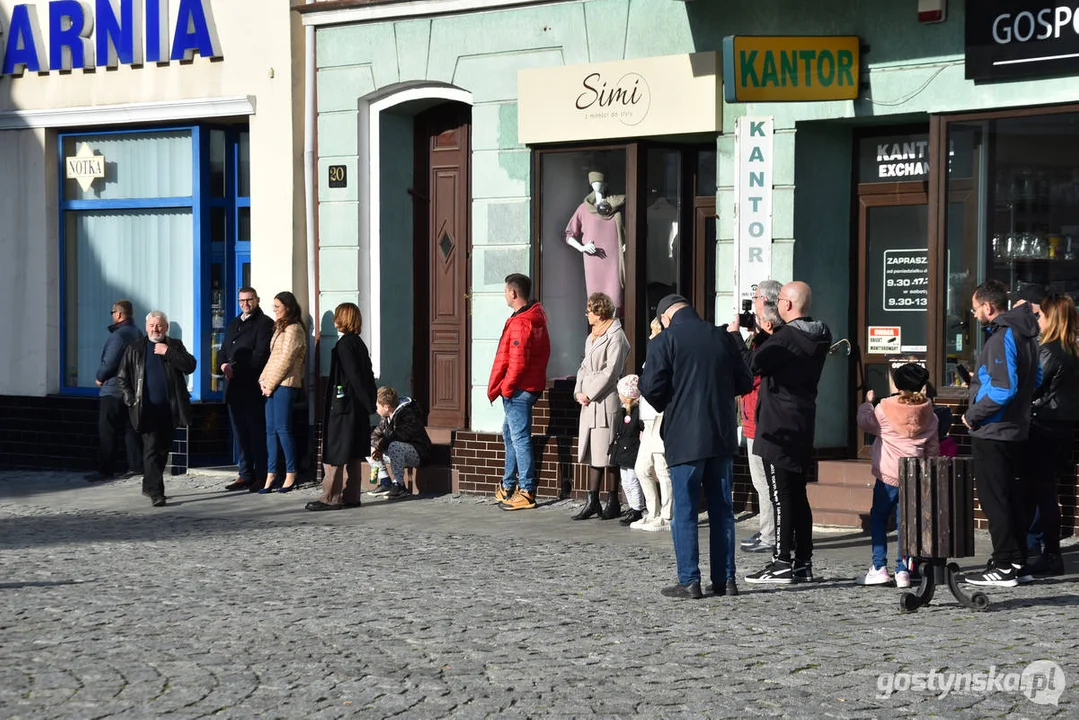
[0,470,1076,719]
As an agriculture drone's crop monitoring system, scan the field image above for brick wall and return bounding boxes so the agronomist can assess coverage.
[0,395,233,473]
[452,386,1078,534]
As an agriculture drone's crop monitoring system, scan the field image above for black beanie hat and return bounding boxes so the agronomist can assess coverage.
[892,362,929,393]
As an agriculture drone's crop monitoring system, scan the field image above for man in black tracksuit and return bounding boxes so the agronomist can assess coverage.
[962,279,1041,588]
[218,287,274,492]
[744,281,832,585]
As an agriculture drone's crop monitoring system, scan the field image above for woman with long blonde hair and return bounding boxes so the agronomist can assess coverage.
[1026,292,1079,576]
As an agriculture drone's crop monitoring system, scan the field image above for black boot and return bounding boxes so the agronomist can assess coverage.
[600,491,622,520]
[572,491,601,520]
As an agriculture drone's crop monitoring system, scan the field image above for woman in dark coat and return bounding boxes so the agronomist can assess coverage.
[306,303,377,511]
[1025,293,1079,574]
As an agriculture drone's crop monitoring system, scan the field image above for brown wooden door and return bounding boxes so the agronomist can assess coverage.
[415,103,470,429]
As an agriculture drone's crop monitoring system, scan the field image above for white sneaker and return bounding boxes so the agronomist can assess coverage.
[642,518,671,532]
[629,514,651,530]
[857,565,891,586]
[895,570,911,589]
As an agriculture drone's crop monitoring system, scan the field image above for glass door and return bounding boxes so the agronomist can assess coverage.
[856,193,929,454]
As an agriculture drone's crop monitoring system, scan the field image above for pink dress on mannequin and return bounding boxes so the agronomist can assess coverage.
[565,197,625,310]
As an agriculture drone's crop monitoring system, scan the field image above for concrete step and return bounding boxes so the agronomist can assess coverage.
[815,459,876,487]
[806,481,874,514]
[360,461,453,496]
[812,507,870,532]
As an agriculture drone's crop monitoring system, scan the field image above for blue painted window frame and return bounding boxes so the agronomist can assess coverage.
[58,124,250,402]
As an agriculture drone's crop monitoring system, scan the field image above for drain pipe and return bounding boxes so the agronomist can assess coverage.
[303,5,318,433]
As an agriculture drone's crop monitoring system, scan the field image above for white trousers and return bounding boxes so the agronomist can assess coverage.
[746,437,775,545]
[634,416,673,521]
[619,467,644,510]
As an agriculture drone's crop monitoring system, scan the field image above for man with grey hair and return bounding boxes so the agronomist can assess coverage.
[116,311,197,507]
[730,280,783,554]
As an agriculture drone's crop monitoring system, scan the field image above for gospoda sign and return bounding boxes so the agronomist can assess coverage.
[966,1,1079,81]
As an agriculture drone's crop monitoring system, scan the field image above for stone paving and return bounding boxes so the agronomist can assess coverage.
[0,469,1076,719]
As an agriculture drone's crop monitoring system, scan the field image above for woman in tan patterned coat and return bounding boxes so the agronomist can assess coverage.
[257,291,306,493]
[572,292,630,521]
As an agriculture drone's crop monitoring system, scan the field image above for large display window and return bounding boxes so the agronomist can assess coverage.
[533,142,716,378]
[938,107,1079,391]
[59,125,250,401]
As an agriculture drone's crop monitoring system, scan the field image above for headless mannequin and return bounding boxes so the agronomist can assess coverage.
[565,171,626,310]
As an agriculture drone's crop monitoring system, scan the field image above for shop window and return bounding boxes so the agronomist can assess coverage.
[60,126,250,400]
[534,143,715,376]
[537,148,628,379]
[63,208,195,389]
[942,111,1079,388]
[643,148,682,333]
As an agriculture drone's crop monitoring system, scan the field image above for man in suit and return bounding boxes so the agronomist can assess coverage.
[640,294,753,599]
[86,299,143,482]
[218,287,274,491]
[116,311,197,507]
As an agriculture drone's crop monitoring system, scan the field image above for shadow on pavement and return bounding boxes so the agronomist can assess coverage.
[0,579,89,590]
[985,594,1079,610]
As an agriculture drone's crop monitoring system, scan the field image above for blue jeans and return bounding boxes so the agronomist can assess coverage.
[870,478,905,573]
[669,455,735,585]
[501,390,537,493]
[265,386,299,474]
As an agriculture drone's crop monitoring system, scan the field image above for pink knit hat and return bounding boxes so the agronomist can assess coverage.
[616,374,640,399]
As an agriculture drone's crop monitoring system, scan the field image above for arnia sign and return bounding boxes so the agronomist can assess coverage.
[0,0,221,77]
[966,1,1079,81]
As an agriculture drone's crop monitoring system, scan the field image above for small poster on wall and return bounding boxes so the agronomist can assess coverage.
[867,326,901,354]
[882,249,929,312]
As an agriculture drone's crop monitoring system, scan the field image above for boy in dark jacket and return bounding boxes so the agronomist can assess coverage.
[370,386,431,499]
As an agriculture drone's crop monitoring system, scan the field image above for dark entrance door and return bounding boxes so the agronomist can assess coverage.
[413,103,471,429]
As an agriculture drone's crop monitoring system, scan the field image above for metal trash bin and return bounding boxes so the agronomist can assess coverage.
[897,456,988,612]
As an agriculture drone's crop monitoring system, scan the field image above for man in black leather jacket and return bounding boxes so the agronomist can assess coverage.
[116,311,197,507]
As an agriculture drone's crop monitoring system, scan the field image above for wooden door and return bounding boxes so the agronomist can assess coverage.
[415,103,470,429]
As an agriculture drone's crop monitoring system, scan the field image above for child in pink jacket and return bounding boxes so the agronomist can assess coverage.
[856,363,940,588]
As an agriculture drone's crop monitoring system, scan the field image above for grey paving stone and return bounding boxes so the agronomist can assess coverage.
[1,469,1077,718]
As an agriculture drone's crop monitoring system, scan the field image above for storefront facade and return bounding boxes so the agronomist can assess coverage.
[0,0,306,470]
[302,0,1078,530]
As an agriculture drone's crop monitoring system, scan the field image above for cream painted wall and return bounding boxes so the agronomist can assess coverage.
[0,128,53,395]
[0,0,305,396]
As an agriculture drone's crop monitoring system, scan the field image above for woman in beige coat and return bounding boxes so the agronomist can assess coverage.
[257,291,306,493]
[572,292,630,520]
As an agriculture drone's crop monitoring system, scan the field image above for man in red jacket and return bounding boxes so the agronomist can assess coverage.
[487,273,551,510]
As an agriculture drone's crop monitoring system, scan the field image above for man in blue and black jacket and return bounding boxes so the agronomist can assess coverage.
[962,279,1042,588]
[86,300,143,482]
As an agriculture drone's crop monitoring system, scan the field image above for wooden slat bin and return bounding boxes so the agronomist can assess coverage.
[898,457,975,560]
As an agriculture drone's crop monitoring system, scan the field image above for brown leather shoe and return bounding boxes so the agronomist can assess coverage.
[224,479,251,491]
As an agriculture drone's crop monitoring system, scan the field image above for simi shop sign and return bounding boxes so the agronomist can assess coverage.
[0,0,221,77]
[722,36,860,102]
[518,52,721,144]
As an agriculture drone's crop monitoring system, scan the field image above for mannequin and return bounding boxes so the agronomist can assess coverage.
[565,171,626,310]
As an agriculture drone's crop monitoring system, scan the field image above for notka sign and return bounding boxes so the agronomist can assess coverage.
[0,0,221,78]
